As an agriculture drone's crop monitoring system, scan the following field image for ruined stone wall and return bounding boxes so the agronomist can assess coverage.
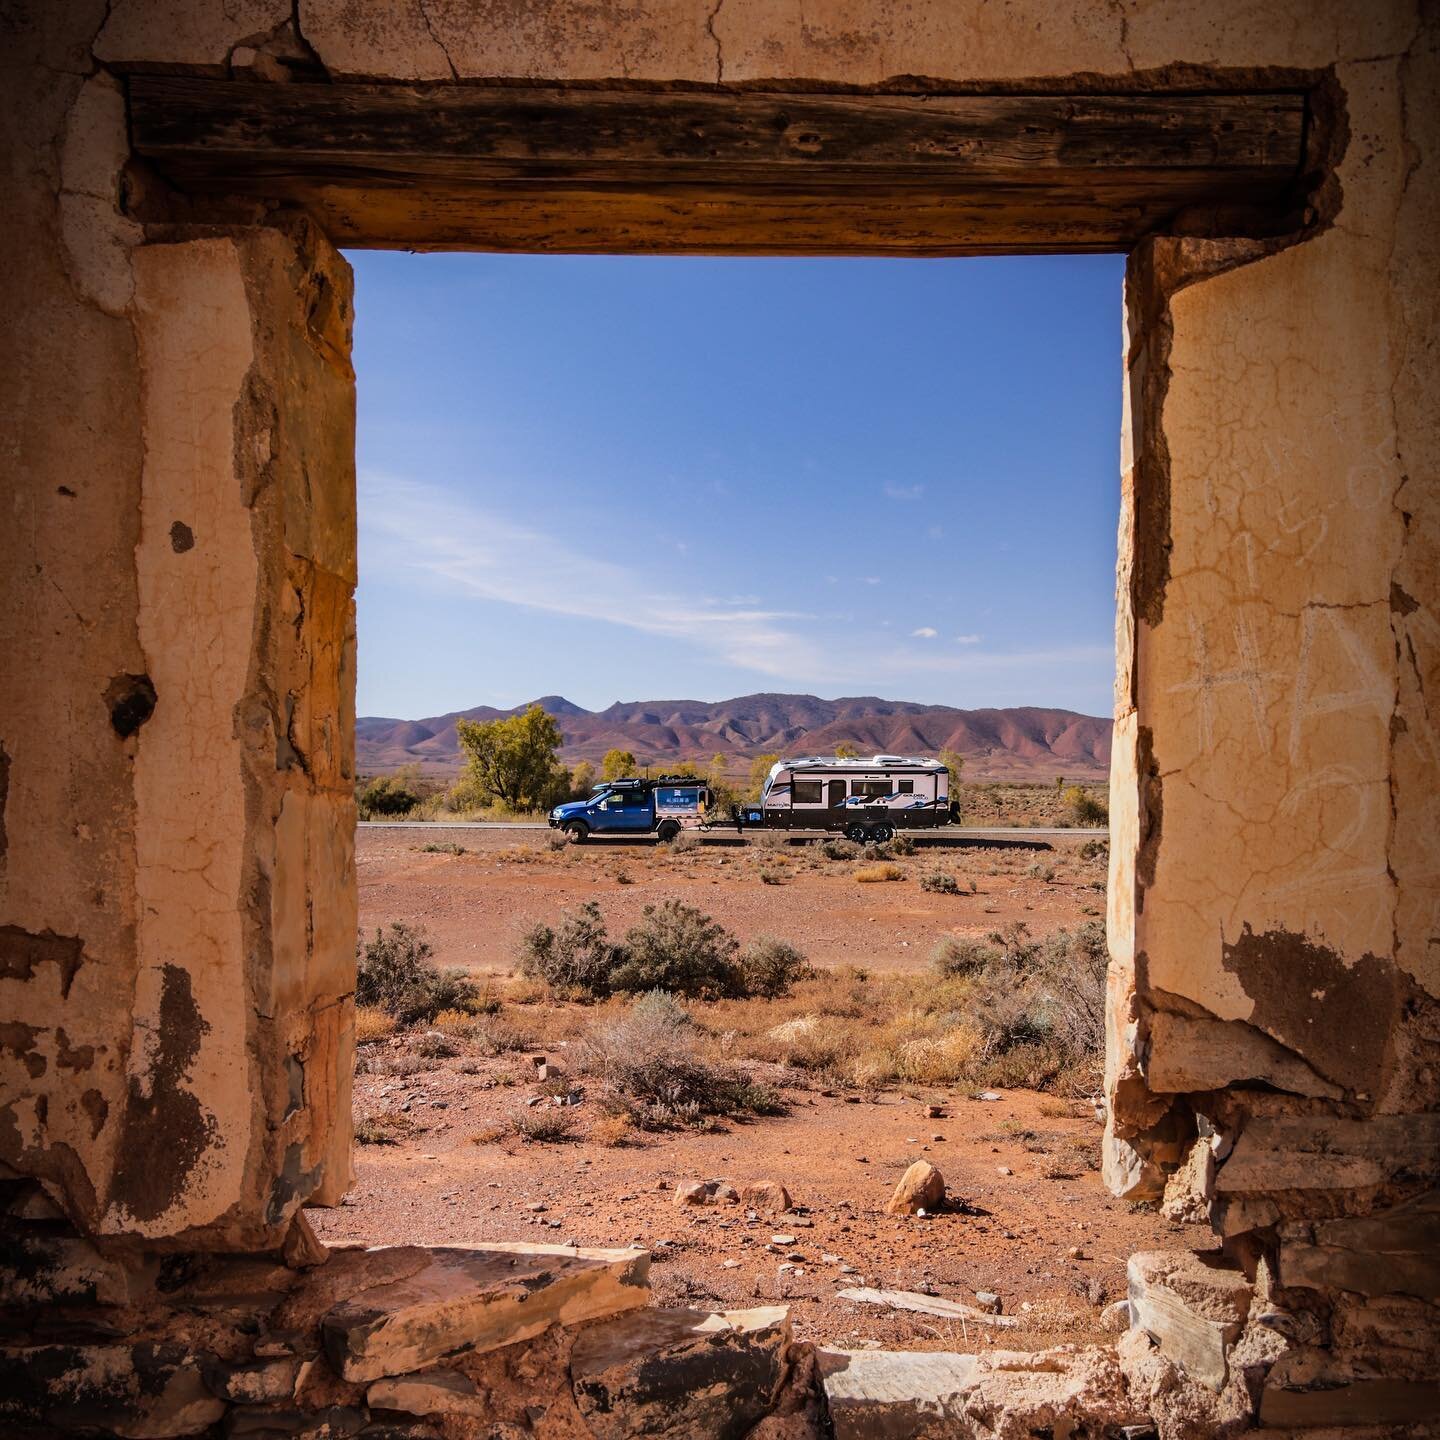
[2,6,1434,1416]
[2,7,357,1248]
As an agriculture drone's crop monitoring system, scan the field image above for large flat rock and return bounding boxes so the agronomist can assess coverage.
[321,1242,650,1383]
[817,1348,979,1439]
[571,1304,790,1439]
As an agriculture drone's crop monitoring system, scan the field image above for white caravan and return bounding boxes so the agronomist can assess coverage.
[736,754,955,842]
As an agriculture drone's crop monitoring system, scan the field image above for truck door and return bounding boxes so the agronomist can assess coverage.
[614,787,653,833]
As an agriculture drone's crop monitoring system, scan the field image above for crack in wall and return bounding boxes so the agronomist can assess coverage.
[705,0,727,85]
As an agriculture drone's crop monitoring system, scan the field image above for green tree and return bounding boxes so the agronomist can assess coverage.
[833,741,860,759]
[356,764,425,818]
[747,752,780,802]
[707,753,728,787]
[939,748,966,798]
[569,759,597,798]
[601,748,638,781]
[455,703,565,811]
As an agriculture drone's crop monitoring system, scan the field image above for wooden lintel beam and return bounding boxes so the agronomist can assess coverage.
[126,77,1309,252]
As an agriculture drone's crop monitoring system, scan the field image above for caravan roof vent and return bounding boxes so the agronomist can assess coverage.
[873,754,904,764]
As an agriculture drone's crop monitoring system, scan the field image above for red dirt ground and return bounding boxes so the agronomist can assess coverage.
[316,826,1177,1353]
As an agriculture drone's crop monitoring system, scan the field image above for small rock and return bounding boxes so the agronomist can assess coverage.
[822,1253,842,1264]
[712,1183,740,1204]
[977,1090,1003,1102]
[1101,1299,1132,1332]
[722,1259,741,1269]
[974,1291,1001,1313]
[996,1166,1013,1176]
[1067,1245,1085,1260]
[932,1134,945,1142]
[771,1235,797,1247]
[674,1182,710,1208]
[925,1105,946,1119]
[885,1160,945,1216]
[740,1180,793,1214]
[526,1203,548,1213]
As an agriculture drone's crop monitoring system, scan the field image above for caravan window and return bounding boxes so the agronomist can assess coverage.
[793,780,824,804]
[854,780,890,800]
[898,780,914,794]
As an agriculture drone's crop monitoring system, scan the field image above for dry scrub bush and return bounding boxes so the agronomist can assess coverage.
[819,838,859,861]
[356,922,480,1025]
[589,1113,634,1147]
[414,1031,459,1060]
[854,863,904,883]
[758,867,786,885]
[609,901,743,998]
[919,870,961,894]
[355,1112,413,1145]
[354,1005,396,1044]
[518,901,615,998]
[474,1107,579,1145]
[579,991,782,1130]
[737,937,813,998]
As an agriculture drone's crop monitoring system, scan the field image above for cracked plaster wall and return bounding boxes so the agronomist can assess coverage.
[2,2,356,1248]
[3,0,1434,1273]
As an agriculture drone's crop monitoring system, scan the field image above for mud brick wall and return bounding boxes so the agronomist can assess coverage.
[1,1,1435,1410]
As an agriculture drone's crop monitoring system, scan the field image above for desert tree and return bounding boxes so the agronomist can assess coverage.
[746,752,780,802]
[832,741,860,759]
[939,748,966,797]
[601,747,638,781]
[569,759,597,798]
[455,703,565,811]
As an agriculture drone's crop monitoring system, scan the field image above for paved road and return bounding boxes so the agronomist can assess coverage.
[359,821,1105,841]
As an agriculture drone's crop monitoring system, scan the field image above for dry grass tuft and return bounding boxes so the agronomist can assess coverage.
[354,1005,396,1044]
[854,863,904,883]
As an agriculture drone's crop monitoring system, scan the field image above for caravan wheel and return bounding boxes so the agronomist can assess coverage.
[871,823,895,843]
[844,823,867,843]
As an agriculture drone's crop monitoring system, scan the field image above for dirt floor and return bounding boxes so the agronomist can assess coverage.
[319,825,1179,1353]
[356,826,1109,976]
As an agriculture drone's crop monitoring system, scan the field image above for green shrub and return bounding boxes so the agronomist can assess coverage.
[517,901,616,998]
[356,922,478,1025]
[919,870,961,894]
[357,767,425,818]
[737,937,813,998]
[1063,785,1108,826]
[609,900,743,998]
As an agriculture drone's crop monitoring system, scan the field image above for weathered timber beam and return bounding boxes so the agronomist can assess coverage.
[126,78,1308,252]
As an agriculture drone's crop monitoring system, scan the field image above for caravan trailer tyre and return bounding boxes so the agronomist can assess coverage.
[872,824,895,843]
[656,820,681,843]
[564,821,589,844]
[845,823,867,843]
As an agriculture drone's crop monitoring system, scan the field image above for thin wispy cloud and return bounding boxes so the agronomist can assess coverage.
[884,482,925,501]
[361,472,1108,701]
[361,473,824,680]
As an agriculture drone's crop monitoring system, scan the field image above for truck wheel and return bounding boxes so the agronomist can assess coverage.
[656,820,680,843]
[564,821,589,844]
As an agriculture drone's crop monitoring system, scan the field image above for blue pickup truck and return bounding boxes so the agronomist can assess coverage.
[548,776,712,843]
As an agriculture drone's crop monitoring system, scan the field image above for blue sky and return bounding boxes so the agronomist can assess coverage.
[352,252,1124,721]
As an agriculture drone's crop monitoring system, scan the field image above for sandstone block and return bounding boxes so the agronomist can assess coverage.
[1127,1250,1251,1391]
[1144,1012,1343,1099]
[320,1243,649,1382]
[817,1347,979,1439]
[366,1367,486,1418]
[1217,1116,1440,1195]
[885,1161,945,1215]
[571,1304,790,1439]
[0,1342,225,1436]
[1281,1190,1440,1301]
[0,1229,134,1306]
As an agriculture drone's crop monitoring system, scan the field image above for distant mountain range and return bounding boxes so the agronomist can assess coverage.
[357,694,1112,781]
